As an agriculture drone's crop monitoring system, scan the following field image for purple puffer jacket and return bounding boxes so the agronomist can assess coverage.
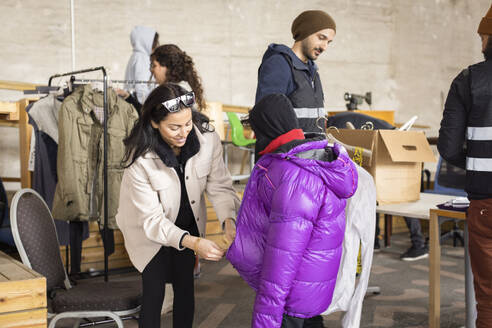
[227,141,358,328]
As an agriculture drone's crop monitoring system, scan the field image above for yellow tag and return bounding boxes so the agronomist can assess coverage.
[356,243,362,275]
[353,147,363,166]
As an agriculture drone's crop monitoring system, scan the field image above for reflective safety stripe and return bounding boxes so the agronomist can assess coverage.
[466,157,492,172]
[467,127,492,141]
[293,107,326,119]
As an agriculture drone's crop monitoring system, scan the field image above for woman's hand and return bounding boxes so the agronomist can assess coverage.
[224,218,236,244]
[182,235,224,261]
[115,88,130,99]
[195,238,224,261]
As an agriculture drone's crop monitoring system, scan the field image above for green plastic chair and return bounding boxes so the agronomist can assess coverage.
[224,112,256,181]
[226,112,256,147]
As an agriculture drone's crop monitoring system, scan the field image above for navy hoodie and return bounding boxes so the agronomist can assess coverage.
[255,43,318,104]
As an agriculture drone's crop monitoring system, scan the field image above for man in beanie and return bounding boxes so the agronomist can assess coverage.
[255,10,336,138]
[438,4,492,327]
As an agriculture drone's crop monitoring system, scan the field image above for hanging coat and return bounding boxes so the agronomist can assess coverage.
[323,165,376,327]
[52,84,138,228]
[227,141,358,328]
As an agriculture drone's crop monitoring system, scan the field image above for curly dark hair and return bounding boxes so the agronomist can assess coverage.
[151,44,206,111]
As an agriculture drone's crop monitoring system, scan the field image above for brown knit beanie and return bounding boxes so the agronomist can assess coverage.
[478,4,492,35]
[291,10,336,41]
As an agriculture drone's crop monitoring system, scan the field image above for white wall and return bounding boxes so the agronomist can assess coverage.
[0,0,489,185]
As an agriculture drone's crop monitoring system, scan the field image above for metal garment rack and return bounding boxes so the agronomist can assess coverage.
[49,66,111,282]
[73,78,156,84]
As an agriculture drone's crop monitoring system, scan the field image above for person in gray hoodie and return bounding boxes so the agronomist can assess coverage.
[123,25,159,104]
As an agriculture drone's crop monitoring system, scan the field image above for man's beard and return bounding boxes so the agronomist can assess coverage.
[483,36,492,61]
[301,42,323,61]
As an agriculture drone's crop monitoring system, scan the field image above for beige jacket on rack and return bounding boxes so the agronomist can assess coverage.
[52,84,138,228]
[116,126,241,272]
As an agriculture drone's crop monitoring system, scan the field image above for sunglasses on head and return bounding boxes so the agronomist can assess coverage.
[162,92,195,112]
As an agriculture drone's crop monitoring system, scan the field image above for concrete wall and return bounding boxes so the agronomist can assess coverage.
[0,0,489,187]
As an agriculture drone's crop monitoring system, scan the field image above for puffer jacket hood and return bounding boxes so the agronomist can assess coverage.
[274,139,357,199]
[227,140,357,328]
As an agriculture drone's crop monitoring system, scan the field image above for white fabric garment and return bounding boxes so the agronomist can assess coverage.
[28,94,62,144]
[124,25,156,104]
[28,94,62,171]
[322,165,376,328]
[28,131,36,171]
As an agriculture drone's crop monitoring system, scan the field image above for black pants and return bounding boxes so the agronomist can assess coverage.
[281,314,324,328]
[403,217,425,249]
[139,246,196,328]
[303,315,324,327]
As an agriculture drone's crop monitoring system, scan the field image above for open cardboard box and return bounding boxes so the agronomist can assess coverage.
[330,129,436,204]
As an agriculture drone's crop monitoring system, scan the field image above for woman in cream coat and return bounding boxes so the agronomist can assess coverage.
[116,83,240,328]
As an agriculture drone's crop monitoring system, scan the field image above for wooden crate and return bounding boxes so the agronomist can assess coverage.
[59,223,132,272]
[0,101,19,121]
[0,251,47,328]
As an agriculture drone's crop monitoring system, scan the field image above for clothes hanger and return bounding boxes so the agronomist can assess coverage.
[316,116,334,148]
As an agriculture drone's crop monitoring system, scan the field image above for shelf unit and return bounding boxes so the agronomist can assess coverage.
[0,97,39,188]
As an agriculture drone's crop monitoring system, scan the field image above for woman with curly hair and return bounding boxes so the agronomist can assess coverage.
[121,44,205,115]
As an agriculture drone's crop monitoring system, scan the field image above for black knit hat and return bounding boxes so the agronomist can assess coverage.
[291,10,336,41]
[249,94,299,154]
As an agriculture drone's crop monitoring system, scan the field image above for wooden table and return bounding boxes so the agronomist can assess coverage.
[376,194,476,327]
[376,193,457,247]
[429,208,475,328]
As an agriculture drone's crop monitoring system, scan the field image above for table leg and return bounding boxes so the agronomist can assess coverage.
[429,211,440,328]
[465,223,477,327]
[384,214,392,247]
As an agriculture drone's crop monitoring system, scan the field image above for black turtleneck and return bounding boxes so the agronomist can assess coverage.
[154,129,200,237]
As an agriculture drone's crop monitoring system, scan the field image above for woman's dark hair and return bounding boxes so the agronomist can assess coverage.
[122,83,213,167]
[150,44,206,111]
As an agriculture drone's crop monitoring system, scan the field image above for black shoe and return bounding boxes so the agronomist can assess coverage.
[374,238,381,252]
[400,246,428,261]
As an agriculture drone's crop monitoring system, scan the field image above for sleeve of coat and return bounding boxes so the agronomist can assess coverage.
[56,102,77,206]
[437,69,470,169]
[205,131,241,224]
[252,182,317,328]
[122,163,189,250]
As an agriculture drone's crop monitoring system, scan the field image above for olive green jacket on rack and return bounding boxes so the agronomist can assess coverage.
[52,84,138,229]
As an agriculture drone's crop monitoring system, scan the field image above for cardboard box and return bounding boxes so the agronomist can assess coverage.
[330,129,436,204]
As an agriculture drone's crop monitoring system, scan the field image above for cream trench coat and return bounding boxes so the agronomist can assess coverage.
[116,126,240,272]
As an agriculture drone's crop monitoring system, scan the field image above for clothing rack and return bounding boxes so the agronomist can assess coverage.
[73,78,157,85]
[48,66,111,282]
